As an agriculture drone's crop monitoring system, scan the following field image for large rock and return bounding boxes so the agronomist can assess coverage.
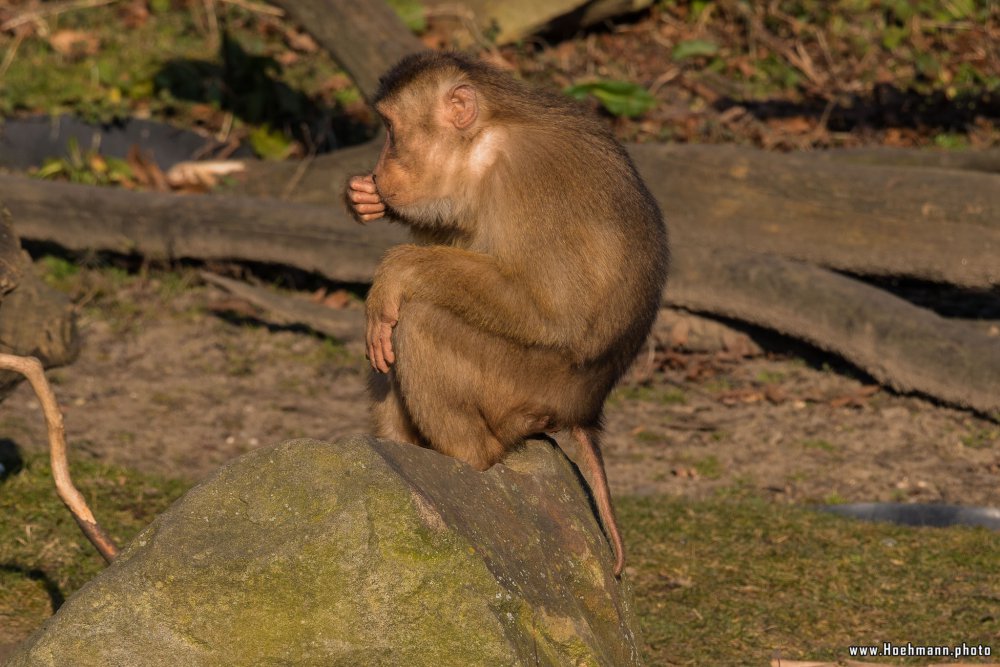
[8,436,642,666]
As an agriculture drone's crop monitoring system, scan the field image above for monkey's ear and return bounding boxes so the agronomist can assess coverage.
[448,84,478,130]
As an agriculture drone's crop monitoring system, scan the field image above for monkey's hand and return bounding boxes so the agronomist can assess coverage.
[365,280,401,373]
[346,174,386,223]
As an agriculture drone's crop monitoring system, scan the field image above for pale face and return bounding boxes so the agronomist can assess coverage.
[371,83,499,226]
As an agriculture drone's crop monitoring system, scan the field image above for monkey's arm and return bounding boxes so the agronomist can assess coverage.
[367,244,583,372]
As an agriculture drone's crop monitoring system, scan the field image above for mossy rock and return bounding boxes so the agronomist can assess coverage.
[8,436,641,666]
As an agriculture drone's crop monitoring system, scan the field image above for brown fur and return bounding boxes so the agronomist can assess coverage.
[346,52,669,576]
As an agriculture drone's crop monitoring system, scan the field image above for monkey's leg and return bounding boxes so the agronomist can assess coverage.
[392,303,515,471]
[571,426,625,577]
[368,369,426,447]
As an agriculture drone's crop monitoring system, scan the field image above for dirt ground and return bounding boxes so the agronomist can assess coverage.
[3,263,998,508]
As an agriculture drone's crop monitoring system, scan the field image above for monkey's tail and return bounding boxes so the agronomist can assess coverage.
[571,426,625,577]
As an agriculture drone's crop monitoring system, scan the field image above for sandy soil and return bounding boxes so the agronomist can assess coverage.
[4,266,997,508]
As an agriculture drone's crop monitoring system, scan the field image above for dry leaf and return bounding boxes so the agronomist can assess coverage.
[126,145,169,191]
[275,51,299,66]
[767,116,813,134]
[165,160,245,189]
[49,30,99,58]
[322,289,351,309]
[120,0,149,28]
[284,28,317,53]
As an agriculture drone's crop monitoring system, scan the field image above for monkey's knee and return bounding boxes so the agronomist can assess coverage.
[460,437,506,471]
[369,370,424,447]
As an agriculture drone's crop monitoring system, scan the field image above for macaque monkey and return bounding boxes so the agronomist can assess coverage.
[346,52,669,576]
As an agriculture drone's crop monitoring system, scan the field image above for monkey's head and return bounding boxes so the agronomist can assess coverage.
[370,52,506,226]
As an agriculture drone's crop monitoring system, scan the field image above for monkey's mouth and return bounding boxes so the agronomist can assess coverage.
[379,191,403,217]
[374,182,398,207]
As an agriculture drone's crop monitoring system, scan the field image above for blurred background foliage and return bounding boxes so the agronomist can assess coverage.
[0,0,996,163]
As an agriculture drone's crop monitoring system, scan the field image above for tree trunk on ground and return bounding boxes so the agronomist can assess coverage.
[272,0,424,103]
[631,143,999,289]
[3,0,997,416]
[0,204,79,401]
[670,246,1000,416]
[818,146,1000,173]
[1,174,405,284]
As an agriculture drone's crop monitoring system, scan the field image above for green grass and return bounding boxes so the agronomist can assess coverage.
[623,493,1000,665]
[1,3,363,155]
[667,0,1000,99]
[801,438,838,453]
[4,457,996,663]
[0,454,188,617]
[960,428,998,450]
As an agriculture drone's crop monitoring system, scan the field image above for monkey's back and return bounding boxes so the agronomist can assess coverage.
[482,118,668,377]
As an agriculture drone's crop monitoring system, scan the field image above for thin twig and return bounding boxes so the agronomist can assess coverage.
[281,123,316,200]
[0,29,25,78]
[1,0,119,32]
[203,0,219,52]
[219,0,284,17]
[0,353,119,563]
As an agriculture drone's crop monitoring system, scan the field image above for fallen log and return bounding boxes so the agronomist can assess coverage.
[669,246,1000,417]
[1,174,406,283]
[630,143,999,289]
[5,171,998,414]
[819,146,1000,173]
[198,244,1000,416]
[233,140,1000,289]
[199,271,363,346]
[4,0,998,416]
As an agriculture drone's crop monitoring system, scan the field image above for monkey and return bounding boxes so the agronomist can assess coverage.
[345,52,669,577]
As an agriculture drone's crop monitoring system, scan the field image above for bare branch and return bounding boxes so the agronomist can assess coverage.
[0,353,118,563]
[0,0,119,32]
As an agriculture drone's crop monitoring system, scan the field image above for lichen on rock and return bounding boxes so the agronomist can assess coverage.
[8,435,641,666]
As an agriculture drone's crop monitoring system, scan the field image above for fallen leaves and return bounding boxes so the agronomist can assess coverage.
[308,287,352,310]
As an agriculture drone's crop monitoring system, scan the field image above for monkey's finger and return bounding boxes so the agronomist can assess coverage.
[370,325,389,373]
[348,175,377,193]
[359,212,386,222]
[365,321,380,369]
[375,328,392,372]
[353,202,385,214]
[348,190,382,205]
[370,328,382,371]
[380,323,395,368]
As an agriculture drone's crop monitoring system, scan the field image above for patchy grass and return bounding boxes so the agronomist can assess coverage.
[623,493,1000,665]
[960,428,998,450]
[1,2,368,156]
[0,453,187,645]
[512,0,1000,149]
[3,457,995,664]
